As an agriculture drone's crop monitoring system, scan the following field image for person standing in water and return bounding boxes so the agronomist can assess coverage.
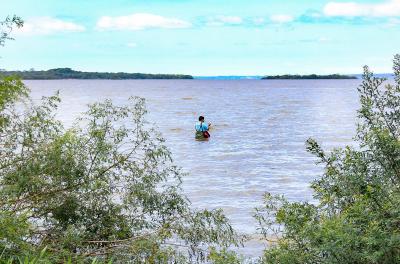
[195,116,211,140]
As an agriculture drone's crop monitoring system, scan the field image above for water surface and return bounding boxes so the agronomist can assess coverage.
[26,79,360,257]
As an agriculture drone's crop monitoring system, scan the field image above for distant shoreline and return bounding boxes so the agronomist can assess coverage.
[0,68,194,80]
[1,69,393,80]
[262,74,357,80]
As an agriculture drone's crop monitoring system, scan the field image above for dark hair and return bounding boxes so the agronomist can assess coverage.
[198,116,204,122]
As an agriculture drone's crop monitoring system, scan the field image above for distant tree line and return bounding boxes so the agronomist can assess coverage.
[0,68,194,80]
[262,74,357,80]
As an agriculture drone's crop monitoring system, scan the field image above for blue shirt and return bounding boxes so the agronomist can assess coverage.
[195,122,209,132]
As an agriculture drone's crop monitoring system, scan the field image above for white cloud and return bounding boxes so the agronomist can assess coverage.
[217,16,243,24]
[323,0,400,17]
[96,13,191,31]
[206,16,243,26]
[270,14,294,23]
[318,37,329,43]
[389,17,400,23]
[17,17,85,35]
[385,17,400,27]
[126,42,137,48]
[252,17,265,25]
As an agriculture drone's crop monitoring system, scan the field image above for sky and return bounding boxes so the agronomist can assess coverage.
[0,0,400,75]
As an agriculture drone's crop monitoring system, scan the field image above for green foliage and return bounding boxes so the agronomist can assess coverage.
[208,247,243,264]
[0,15,23,47]
[0,16,27,124]
[255,55,400,263]
[0,76,28,108]
[0,76,28,131]
[0,85,240,262]
[1,248,51,264]
[0,68,194,80]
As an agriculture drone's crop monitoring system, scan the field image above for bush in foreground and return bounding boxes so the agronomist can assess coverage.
[0,14,242,264]
[255,55,400,263]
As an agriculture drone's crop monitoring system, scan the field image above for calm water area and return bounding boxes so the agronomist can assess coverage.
[26,79,361,257]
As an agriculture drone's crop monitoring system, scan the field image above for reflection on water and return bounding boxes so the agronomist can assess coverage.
[26,79,360,257]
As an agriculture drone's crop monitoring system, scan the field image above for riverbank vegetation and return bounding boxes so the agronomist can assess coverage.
[0,68,194,80]
[255,55,400,263]
[2,15,400,263]
[262,74,357,80]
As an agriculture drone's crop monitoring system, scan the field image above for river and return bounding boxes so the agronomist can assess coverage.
[26,79,360,257]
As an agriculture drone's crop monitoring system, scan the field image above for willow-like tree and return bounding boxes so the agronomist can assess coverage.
[0,17,240,263]
[0,15,23,48]
[255,55,400,264]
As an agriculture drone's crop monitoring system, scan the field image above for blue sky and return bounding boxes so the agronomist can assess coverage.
[1,0,399,75]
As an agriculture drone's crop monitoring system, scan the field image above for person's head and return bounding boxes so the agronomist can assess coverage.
[198,116,205,122]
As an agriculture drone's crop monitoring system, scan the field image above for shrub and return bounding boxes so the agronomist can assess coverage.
[255,55,400,264]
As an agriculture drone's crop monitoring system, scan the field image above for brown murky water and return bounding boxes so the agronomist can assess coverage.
[26,79,361,257]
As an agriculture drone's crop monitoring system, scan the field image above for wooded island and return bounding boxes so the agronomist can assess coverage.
[262,74,357,80]
[0,68,194,79]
